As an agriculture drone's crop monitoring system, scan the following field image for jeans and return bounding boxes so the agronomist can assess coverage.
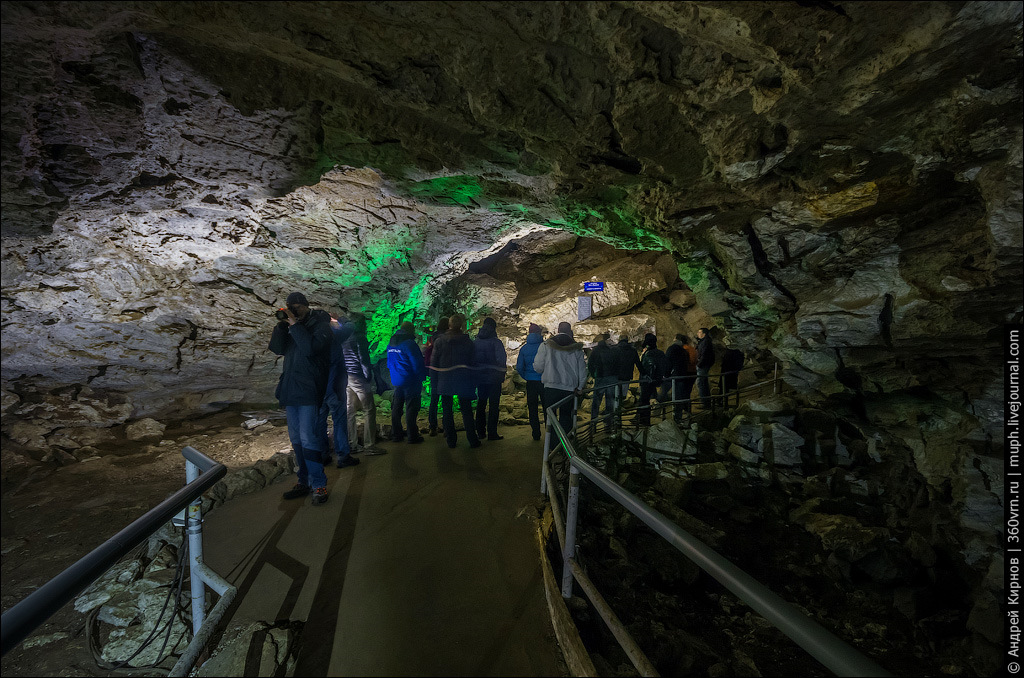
[442,394,479,448]
[696,367,711,405]
[543,387,576,440]
[392,381,422,439]
[317,390,351,460]
[525,380,543,439]
[590,376,617,430]
[286,404,326,490]
[347,373,376,447]
[475,382,502,438]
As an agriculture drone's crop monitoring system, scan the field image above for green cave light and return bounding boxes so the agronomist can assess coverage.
[361,275,434,361]
[408,175,483,206]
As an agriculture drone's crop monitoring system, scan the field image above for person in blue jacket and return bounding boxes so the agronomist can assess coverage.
[473,316,507,441]
[316,310,357,467]
[269,292,333,506]
[515,323,545,441]
[387,321,427,444]
[429,313,481,449]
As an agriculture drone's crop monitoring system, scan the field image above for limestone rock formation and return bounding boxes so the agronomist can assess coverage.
[0,2,1020,663]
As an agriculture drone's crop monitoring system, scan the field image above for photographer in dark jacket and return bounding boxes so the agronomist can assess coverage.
[696,327,716,408]
[269,292,333,506]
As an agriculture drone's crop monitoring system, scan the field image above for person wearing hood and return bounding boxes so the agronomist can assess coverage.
[637,333,667,426]
[269,292,333,506]
[430,313,482,449]
[533,321,587,438]
[473,316,507,441]
[696,327,716,408]
[387,321,427,444]
[343,315,376,456]
[515,323,545,441]
[587,333,617,433]
[423,316,449,437]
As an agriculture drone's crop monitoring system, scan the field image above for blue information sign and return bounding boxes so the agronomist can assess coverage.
[583,282,604,292]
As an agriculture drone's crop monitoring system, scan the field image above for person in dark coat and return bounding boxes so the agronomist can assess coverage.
[663,333,692,420]
[269,292,333,505]
[316,311,356,467]
[473,317,507,441]
[515,323,545,441]
[430,313,481,449]
[696,327,716,408]
[587,333,617,433]
[637,333,667,426]
[612,334,642,408]
[423,316,449,436]
[387,321,427,443]
[721,347,745,407]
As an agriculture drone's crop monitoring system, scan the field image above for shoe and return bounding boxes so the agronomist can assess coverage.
[360,445,388,456]
[469,440,482,449]
[283,483,310,500]
[533,433,541,441]
[337,455,361,468]
[487,435,504,441]
[428,428,437,437]
[311,487,328,506]
[391,435,406,443]
[408,436,425,444]
[476,430,486,439]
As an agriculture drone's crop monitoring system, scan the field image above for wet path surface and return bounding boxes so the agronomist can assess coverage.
[202,425,565,676]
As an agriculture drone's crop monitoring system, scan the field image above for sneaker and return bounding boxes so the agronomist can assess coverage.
[283,483,310,500]
[428,427,438,437]
[360,445,388,456]
[311,487,328,506]
[487,435,504,441]
[390,435,406,443]
[337,455,361,468]
[533,433,541,441]
[408,436,425,444]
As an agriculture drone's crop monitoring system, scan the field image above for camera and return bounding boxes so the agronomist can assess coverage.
[275,308,288,321]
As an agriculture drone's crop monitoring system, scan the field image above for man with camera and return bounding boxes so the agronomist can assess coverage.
[269,292,334,506]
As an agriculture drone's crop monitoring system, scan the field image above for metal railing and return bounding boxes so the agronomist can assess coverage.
[539,365,892,678]
[1,446,234,677]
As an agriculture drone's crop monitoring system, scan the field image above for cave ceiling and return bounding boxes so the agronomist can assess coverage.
[0,1,1021,424]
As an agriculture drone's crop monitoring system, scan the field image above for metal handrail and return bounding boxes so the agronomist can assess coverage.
[540,366,893,677]
[0,446,226,657]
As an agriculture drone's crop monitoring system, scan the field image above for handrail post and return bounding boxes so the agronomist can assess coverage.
[561,462,581,598]
[541,410,552,495]
[185,459,205,636]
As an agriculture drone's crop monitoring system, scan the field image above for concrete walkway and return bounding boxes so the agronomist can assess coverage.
[202,424,566,677]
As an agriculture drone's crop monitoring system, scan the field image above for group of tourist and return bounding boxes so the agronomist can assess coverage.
[269,290,742,506]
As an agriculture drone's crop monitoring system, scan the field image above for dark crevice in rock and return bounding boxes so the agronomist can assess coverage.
[743,222,797,306]
[175,321,198,372]
[879,293,895,349]
[85,365,108,385]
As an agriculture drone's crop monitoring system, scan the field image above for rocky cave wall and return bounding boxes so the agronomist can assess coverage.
[1,0,1022,593]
